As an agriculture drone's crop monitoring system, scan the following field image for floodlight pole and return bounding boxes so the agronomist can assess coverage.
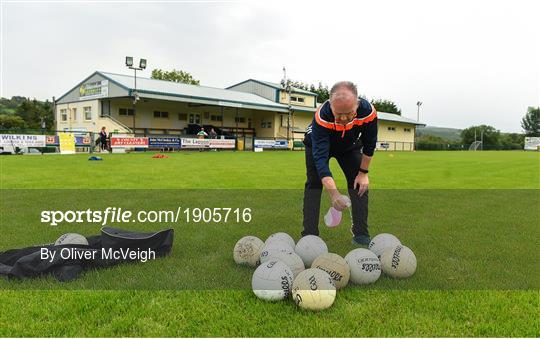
[287,86,292,143]
[415,101,422,150]
[283,67,292,144]
[132,68,137,132]
[126,57,146,135]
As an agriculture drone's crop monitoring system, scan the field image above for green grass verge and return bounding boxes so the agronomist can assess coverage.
[0,290,538,337]
[1,151,539,189]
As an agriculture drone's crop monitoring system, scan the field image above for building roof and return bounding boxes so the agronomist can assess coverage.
[96,71,290,112]
[227,79,316,96]
[377,112,425,126]
[58,72,422,125]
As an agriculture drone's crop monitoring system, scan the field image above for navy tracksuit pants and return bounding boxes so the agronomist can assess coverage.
[302,145,370,238]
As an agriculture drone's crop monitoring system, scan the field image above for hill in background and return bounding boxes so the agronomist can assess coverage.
[416,126,462,141]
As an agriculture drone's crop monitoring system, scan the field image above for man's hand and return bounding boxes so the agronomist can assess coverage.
[354,172,369,196]
[322,176,350,211]
[332,194,351,211]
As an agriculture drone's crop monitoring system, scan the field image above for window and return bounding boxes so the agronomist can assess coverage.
[189,114,201,124]
[72,108,77,121]
[235,117,245,123]
[210,115,223,122]
[404,128,411,132]
[119,108,134,116]
[204,112,210,119]
[178,113,187,121]
[262,120,272,128]
[60,109,67,122]
[387,126,396,131]
[154,111,169,118]
[84,106,92,120]
[291,96,305,103]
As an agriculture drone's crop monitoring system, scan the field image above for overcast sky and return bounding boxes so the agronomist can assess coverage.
[1,0,538,132]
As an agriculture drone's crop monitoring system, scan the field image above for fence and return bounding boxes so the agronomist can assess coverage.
[1,129,532,154]
[0,128,96,154]
[0,129,241,154]
[415,142,526,151]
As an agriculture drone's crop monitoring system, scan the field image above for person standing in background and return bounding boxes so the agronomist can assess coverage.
[99,127,108,152]
[197,126,208,152]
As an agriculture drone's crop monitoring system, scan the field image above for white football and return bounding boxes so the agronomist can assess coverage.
[54,233,89,246]
[267,251,305,278]
[259,241,294,263]
[292,268,336,311]
[265,232,295,249]
[368,233,401,258]
[311,252,350,289]
[295,235,328,267]
[252,260,294,301]
[233,236,265,267]
[345,248,381,284]
[380,245,417,278]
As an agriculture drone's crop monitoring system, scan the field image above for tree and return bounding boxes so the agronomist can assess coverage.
[0,96,53,131]
[370,99,401,115]
[151,69,200,85]
[0,114,26,129]
[15,99,53,130]
[311,83,329,103]
[280,80,330,103]
[500,133,525,149]
[0,96,26,114]
[521,106,539,137]
[461,125,501,147]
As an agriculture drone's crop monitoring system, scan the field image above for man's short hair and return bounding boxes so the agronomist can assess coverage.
[330,81,358,99]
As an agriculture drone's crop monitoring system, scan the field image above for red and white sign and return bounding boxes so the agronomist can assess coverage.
[111,136,149,148]
[209,139,235,149]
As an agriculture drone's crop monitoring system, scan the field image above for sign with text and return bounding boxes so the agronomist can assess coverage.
[59,133,76,154]
[524,137,540,151]
[46,135,91,146]
[79,80,109,100]
[209,139,235,149]
[111,136,149,148]
[180,138,236,149]
[149,137,181,148]
[181,138,210,149]
[0,134,46,148]
[254,139,288,149]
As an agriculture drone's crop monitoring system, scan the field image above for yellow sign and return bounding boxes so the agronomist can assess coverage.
[59,133,76,154]
[79,80,109,99]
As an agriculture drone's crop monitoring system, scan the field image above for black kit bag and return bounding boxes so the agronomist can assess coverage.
[0,227,174,282]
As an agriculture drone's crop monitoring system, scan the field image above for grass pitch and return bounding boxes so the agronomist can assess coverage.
[0,151,539,337]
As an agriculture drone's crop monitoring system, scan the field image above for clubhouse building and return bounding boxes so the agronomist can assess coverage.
[55,71,424,151]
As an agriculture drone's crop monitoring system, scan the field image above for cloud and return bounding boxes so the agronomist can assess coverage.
[1,0,538,132]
